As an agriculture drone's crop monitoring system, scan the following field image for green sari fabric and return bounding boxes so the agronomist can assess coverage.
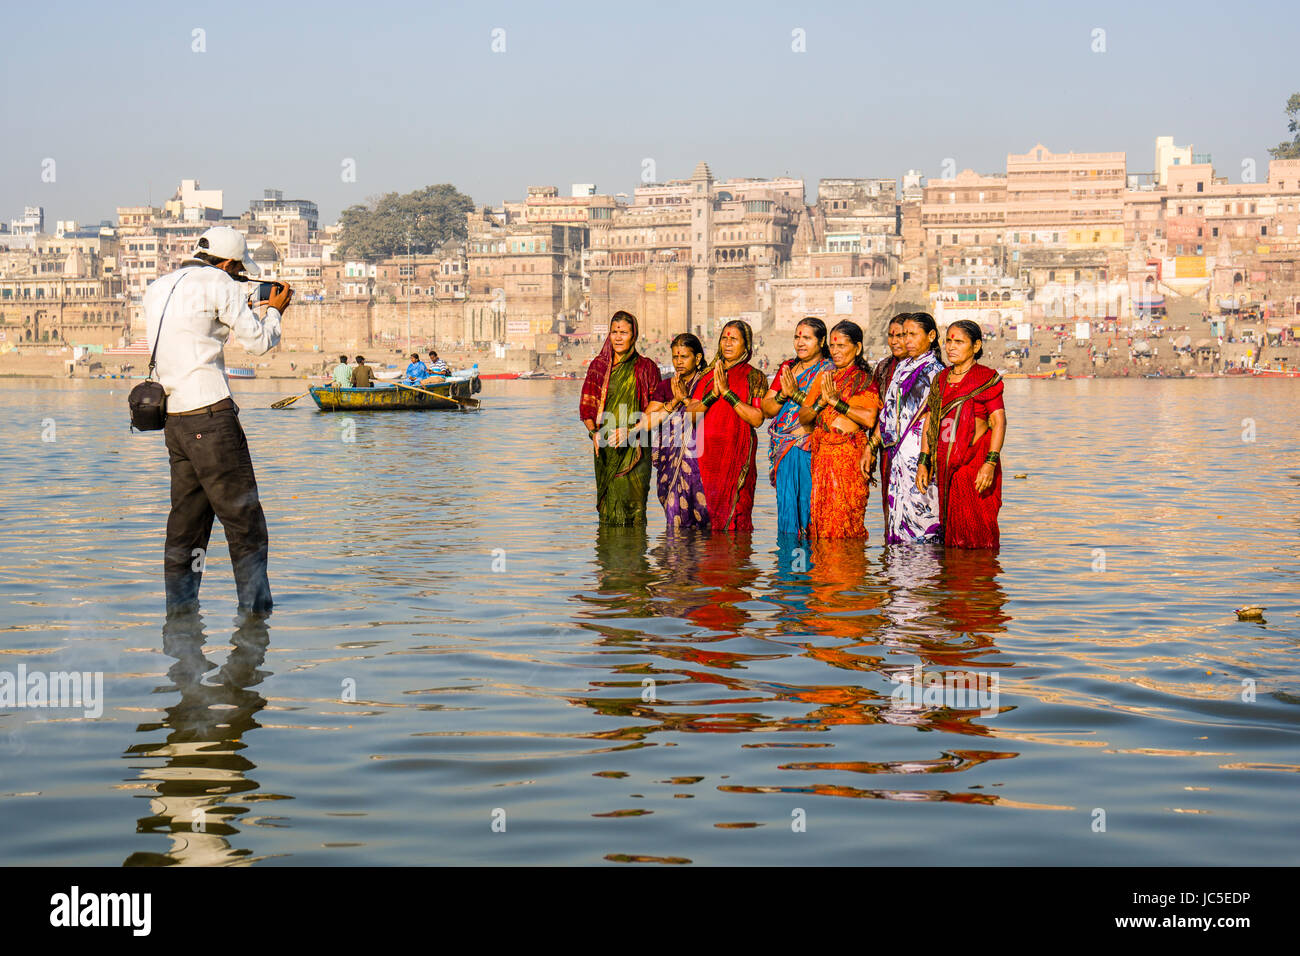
[595,357,651,525]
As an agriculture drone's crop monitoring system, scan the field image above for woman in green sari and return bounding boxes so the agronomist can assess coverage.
[579,311,663,525]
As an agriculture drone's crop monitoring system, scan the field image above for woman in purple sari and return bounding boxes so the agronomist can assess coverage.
[644,333,710,532]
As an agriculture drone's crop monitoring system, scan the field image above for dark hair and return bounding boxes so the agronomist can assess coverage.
[791,317,827,366]
[716,319,753,366]
[610,310,637,332]
[829,319,871,374]
[428,350,438,358]
[339,354,348,363]
[669,332,705,368]
[887,312,909,329]
[903,312,943,361]
[410,353,420,361]
[355,355,366,363]
[946,319,984,360]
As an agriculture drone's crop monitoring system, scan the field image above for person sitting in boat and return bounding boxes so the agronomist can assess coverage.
[331,354,352,386]
[402,353,429,385]
[351,355,375,388]
[420,350,450,385]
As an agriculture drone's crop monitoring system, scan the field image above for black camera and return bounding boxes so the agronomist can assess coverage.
[251,281,284,303]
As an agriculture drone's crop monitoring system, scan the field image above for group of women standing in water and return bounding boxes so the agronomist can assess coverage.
[579,308,1007,549]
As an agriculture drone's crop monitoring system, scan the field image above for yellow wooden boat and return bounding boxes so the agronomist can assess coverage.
[309,377,477,411]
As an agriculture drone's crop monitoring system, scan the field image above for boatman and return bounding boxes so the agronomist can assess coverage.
[143,225,292,616]
[351,355,374,387]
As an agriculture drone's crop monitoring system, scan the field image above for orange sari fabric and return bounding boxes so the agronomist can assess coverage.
[806,365,880,539]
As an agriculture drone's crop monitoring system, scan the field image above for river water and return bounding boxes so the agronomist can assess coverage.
[0,376,1296,865]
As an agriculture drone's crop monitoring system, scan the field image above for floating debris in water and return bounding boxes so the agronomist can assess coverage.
[1013,473,1028,479]
[1235,606,1266,621]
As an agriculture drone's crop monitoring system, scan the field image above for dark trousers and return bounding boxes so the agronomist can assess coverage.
[163,405,272,614]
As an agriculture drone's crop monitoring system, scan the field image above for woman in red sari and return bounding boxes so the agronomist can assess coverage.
[688,320,767,532]
[799,320,881,539]
[916,319,1006,548]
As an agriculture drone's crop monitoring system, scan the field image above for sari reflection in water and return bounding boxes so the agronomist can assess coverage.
[579,310,663,525]
[690,320,768,533]
[800,320,881,539]
[761,318,833,539]
[919,319,1006,549]
[871,312,944,544]
[644,333,710,532]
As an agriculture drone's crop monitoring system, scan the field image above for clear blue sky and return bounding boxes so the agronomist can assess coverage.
[3,0,1297,226]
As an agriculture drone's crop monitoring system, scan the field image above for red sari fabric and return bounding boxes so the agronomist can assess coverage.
[692,362,766,533]
[806,364,879,539]
[578,315,661,427]
[934,363,1005,549]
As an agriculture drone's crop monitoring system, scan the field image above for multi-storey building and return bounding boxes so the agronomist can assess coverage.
[920,169,1007,287]
[464,205,587,346]
[0,243,127,347]
[1005,144,1127,250]
[584,162,803,343]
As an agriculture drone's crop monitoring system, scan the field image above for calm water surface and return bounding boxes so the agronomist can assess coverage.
[0,377,1296,865]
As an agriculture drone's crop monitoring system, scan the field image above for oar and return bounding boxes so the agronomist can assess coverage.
[271,392,306,409]
[394,381,479,408]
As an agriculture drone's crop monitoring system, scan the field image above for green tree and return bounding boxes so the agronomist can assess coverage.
[338,184,475,259]
[1267,93,1300,159]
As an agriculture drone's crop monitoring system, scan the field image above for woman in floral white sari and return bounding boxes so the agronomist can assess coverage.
[865,312,944,544]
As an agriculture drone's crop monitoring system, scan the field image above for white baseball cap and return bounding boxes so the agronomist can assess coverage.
[194,225,260,276]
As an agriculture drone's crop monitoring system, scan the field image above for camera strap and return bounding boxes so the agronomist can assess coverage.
[147,271,191,381]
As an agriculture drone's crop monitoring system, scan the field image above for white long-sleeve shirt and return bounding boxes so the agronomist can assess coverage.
[142,262,281,413]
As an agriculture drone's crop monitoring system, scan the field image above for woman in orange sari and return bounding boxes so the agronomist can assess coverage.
[916,320,1006,548]
[798,320,881,539]
[688,320,767,533]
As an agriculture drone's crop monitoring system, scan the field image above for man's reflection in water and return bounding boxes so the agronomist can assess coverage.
[123,609,273,867]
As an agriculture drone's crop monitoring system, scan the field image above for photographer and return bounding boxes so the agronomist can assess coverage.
[142,226,291,616]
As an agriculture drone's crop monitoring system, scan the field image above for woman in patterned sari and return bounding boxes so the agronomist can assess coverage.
[760,318,832,539]
[579,310,662,525]
[864,312,945,544]
[863,313,909,525]
[689,320,767,533]
[798,320,881,539]
[917,320,1006,548]
[644,332,710,532]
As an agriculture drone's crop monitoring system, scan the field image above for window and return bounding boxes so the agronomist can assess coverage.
[1212,227,1219,237]
[1261,226,1268,235]
[1197,181,1203,193]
